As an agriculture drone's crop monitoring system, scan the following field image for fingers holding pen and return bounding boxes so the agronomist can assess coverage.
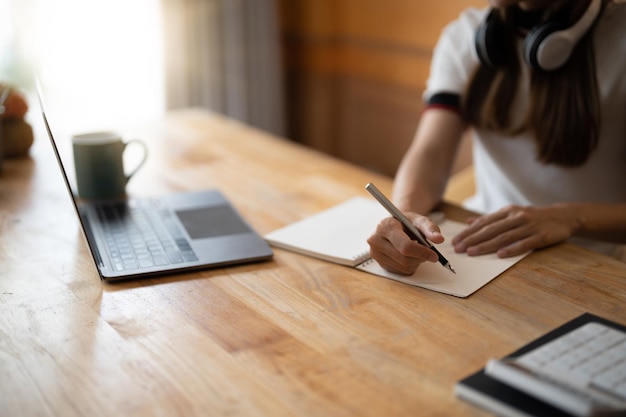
[406,212,445,245]
[368,215,441,275]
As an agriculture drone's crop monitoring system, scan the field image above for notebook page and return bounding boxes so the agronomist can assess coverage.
[356,219,528,298]
[265,198,388,266]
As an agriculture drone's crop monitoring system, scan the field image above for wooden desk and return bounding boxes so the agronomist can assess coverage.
[1,109,625,417]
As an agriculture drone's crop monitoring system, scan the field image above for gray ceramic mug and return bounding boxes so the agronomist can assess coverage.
[72,131,148,199]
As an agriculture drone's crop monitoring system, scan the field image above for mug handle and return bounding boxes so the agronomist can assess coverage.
[123,139,149,184]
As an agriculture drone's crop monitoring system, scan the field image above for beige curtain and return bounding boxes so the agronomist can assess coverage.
[161,0,285,137]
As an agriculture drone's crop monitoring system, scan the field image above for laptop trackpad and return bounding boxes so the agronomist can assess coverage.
[175,205,252,239]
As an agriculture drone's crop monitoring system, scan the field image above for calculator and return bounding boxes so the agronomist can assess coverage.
[485,322,626,417]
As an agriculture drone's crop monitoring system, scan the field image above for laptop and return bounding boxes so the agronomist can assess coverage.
[36,84,273,282]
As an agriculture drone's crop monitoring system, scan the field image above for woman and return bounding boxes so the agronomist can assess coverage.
[367,0,626,275]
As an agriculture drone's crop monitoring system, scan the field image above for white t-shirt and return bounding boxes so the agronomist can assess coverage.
[424,2,626,259]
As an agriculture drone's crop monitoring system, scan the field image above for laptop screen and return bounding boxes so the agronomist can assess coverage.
[36,79,83,215]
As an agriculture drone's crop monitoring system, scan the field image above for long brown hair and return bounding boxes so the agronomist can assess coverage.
[462,0,603,166]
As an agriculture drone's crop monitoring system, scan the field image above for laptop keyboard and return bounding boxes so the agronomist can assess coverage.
[96,201,199,271]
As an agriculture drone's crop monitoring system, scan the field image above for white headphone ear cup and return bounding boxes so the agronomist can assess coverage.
[523,0,601,71]
[537,33,577,71]
[524,22,571,70]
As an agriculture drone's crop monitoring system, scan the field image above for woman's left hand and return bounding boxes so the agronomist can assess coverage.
[451,205,578,257]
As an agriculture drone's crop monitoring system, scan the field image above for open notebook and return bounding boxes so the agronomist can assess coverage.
[265,197,528,298]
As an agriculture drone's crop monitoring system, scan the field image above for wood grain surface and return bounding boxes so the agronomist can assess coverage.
[1,108,624,417]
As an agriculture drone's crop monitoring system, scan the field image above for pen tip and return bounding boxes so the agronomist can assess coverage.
[448,265,456,274]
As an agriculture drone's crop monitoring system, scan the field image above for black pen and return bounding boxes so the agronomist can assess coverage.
[365,182,456,274]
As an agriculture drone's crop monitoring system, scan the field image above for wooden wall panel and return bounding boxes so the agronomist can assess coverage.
[279,0,483,177]
[336,78,420,175]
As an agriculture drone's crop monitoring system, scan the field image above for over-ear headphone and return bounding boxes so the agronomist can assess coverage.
[475,0,601,71]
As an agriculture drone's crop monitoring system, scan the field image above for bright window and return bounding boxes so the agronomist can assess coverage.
[1,0,165,132]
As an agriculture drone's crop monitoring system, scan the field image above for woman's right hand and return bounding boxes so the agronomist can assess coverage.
[367,213,445,275]
[370,108,465,275]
